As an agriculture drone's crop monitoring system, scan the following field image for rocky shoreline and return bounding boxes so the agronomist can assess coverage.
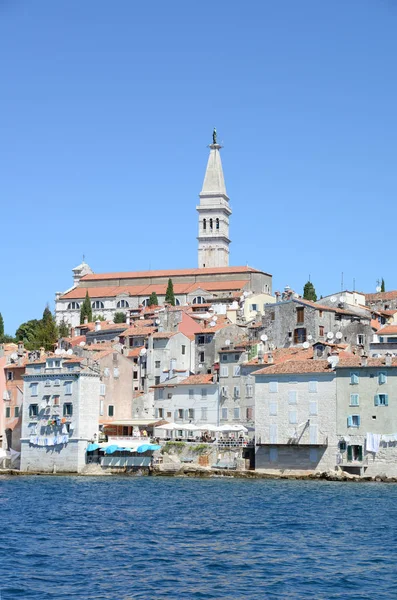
[2,465,397,482]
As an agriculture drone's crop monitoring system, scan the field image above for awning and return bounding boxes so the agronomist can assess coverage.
[137,444,161,453]
[87,443,100,452]
[102,419,163,427]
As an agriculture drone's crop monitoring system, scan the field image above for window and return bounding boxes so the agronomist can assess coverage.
[193,296,206,305]
[158,408,164,419]
[221,408,228,420]
[108,405,114,417]
[53,395,60,406]
[103,368,110,377]
[201,388,207,399]
[347,445,363,462]
[221,354,227,362]
[67,302,80,310]
[308,380,318,393]
[375,394,388,406]
[270,312,275,321]
[220,366,229,377]
[30,383,38,396]
[5,407,10,418]
[181,345,186,355]
[269,381,278,393]
[216,218,219,230]
[63,403,73,416]
[350,372,359,385]
[309,401,318,415]
[155,376,160,385]
[357,334,365,345]
[175,298,181,306]
[319,326,324,337]
[199,352,205,363]
[178,408,184,420]
[14,407,19,418]
[188,408,194,419]
[167,412,171,418]
[234,386,240,398]
[203,218,206,230]
[289,411,297,424]
[55,360,61,368]
[350,394,359,406]
[133,371,138,380]
[117,299,129,308]
[347,415,360,427]
[158,389,164,400]
[319,310,323,318]
[246,384,253,398]
[100,383,106,396]
[378,372,387,385]
[294,328,306,344]
[100,399,104,416]
[296,307,304,324]
[189,389,194,399]
[201,407,207,420]
[246,407,253,420]
[250,304,258,311]
[54,379,60,387]
[269,401,277,416]
[233,365,241,377]
[269,447,278,462]
[209,218,213,230]
[29,404,39,417]
[234,354,239,361]
[309,448,318,462]
[339,440,347,452]
[92,301,104,309]
[65,381,73,395]
[198,335,205,345]
[234,407,240,419]
[7,371,13,381]
[269,424,278,444]
[288,391,297,405]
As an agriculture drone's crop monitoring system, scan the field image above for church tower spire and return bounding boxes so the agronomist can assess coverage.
[197,129,232,268]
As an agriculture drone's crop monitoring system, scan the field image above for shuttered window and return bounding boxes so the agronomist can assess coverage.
[269,424,278,444]
[350,394,359,406]
[375,394,388,406]
[269,381,278,393]
[350,372,359,385]
[288,391,297,405]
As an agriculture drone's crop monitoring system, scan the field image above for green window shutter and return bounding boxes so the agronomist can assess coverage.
[374,395,379,406]
[358,446,363,461]
[385,394,389,406]
[347,446,353,461]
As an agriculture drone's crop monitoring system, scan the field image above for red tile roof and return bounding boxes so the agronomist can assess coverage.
[366,291,397,302]
[253,359,332,375]
[126,347,144,358]
[244,346,314,366]
[79,266,266,282]
[376,325,397,336]
[152,332,177,339]
[154,373,215,387]
[120,326,156,337]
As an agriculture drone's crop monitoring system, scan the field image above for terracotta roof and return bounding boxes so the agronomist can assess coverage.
[371,319,381,331]
[60,280,250,301]
[92,350,113,360]
[126,347,144,358]
[253,359,332,376]
[120,326,156,337]
[381,310,397,316]
[366,291,397,302]
[79,266,265,282]
[336,357,397,368]
[299,299,362,316]
[376,325,397,336]
[67,335,86,346]
[84,342,114,351]
[244,346,314,366]
[152,332,177,339]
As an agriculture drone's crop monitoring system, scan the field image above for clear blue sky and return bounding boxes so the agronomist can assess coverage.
[1,0,397,334]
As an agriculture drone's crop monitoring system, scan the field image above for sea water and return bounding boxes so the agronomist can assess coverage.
[0,475,396,599]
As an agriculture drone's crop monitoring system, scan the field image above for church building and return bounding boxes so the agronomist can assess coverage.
[55,131,272,326]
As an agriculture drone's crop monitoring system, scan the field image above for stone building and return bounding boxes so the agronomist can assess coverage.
[20,355,100,473]
[194,323,246,374]
[253,360,338,472]
[365,290,397,312]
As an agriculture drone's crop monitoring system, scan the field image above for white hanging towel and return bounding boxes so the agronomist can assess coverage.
[366,432,374,452]
[372,434,381,453]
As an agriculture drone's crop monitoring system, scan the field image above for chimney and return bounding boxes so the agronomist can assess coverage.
[385,353,392,367]
[360,354,368,367]
[257,348,264,364]
[95,320,101,332]
[18,342,24,356]
[267,352,274,365]
[40,346,45,358]
[84,316,88,325]
[126,315,131,326]
[169,358,176,380]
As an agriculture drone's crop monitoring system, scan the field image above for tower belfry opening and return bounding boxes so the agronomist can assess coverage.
[196,129,231,268]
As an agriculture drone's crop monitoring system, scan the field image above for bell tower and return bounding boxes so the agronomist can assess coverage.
[197,129,231,268]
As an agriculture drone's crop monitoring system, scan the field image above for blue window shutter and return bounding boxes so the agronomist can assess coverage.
[357,415,361,427]
[374,395,379,406]
[347,416,353,427]
[385,394,389,406]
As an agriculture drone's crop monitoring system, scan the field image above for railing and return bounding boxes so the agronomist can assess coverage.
[256,435,328,446]
[336,454,369,466]
[217,439,254,448]
[107,436,149,443]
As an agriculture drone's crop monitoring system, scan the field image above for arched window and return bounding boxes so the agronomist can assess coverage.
[92,301,104,309]
[175,298,181,306]
[117,299,129,308]
[209,218,213,230]
[142,298,149,307]
[193,296,206,305]
[216,218,219,230]
[67,302,80,310]
[203,218,206,230]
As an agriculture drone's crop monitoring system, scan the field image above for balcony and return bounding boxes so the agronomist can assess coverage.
[256,435,328,447]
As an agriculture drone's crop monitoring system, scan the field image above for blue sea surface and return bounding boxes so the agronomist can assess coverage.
[0,475,396,599]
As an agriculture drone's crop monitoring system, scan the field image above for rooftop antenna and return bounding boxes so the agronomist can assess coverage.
[353,278,356,292]
[309,273,311,283]
[341,272,344,292]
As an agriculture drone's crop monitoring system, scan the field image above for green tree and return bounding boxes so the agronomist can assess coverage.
[165,278,175,306]
[15,319,41,348]
[93,314,106,322]
[303,281,317,302]
[148,292,159,306]
[381,278,385,292]
[37,305,58,351]
[114,312,127,324]
[80,291,93,324]
[0,312,4,340]
[58,320,70,338]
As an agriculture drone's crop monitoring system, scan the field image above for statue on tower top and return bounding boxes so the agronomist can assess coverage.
[212,127,217,144]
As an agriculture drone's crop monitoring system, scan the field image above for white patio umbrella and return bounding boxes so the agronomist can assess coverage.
[177,424,201,431]
[218,424,249,433]
[155,422,177,431]
[197,424,219,432]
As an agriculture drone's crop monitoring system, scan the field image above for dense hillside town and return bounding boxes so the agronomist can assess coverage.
[1,132,396,477]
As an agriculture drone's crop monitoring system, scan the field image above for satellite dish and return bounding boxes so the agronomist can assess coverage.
[213,315,218,321]
[140,348,147,356]
[302,341,310,349]
[114,336,119,343]
[376,286,381,293]
[10,353,18,361]
[307,335,313,341]
[139,316,144,320]
[327,332,334,339]
[260,334,268,342]
[330,296,336,303]
[243,291,249,297]
[209,321,216,327]
[335,332,343,340]
[339,296,345,303]
[155,318,160,325]
[79,341,86,346]
[60,349,66,355]
[327,356,333,364]
[239,296,244,302]
[55,349,62,355]
[225,339,231,346]
[66,349,73,355]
